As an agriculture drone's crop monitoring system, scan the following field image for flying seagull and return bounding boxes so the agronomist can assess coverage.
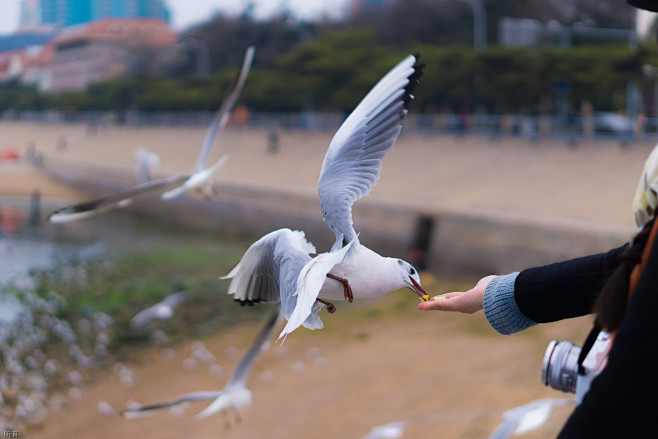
[134,147,161,184]
[222,54,429,341]
[47,46,255,224]
[632,141,658,229]
[129,290,188,329]
[122,304,281,425]
[487,398,573,439]
[361,420,407,439]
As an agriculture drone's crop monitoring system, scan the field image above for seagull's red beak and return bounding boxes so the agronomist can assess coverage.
[409,276,429,302]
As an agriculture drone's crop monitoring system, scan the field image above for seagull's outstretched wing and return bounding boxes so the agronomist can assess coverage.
[161,290,188,308]
[194,46,255,172]
[121,391,222,418]
[632,142,658,228]
[129,304,159,329]
[229,304,281,388]
[122,306,281,421]
[223,228,322,328]
[160,46,253,201]
[48,174,188,224]
[318,54,423,250]
[196,305,281,419]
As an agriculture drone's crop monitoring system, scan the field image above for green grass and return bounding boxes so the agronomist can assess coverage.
[25,237,276,352]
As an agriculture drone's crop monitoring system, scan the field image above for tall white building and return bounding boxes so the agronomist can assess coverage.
[19,0,42,29]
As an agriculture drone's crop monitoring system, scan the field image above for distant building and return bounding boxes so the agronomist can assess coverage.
[0,51,24,82]
[0,29,58,53]
[50,18,175,93]
[20,0,170,29]
[19,0,42,29]
[20,44,55,92]
[498,17,636,48]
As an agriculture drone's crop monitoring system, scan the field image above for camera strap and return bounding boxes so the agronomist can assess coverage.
[577,324,602,375]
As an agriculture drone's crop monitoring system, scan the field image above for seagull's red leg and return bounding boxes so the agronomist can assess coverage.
[316,298,336,313]
[326,273,354,302]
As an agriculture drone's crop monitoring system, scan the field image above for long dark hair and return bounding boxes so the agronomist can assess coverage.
[594,217,656,332]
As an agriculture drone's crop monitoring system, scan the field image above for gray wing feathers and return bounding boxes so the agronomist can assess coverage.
[47,174,189,223]
[121,391,222,418]
[318,55,422,248]
[195,46,255,171]
[229,304,281,387]
[224,229,314,308]
[161,290,188,307]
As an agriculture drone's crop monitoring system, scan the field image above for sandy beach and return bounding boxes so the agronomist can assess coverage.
[1,121,656,438]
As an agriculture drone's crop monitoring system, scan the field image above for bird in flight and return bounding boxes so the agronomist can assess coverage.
[129,290,188,329]
[222,54,429,341]
[47,46,255,224]
[121,304,281,426]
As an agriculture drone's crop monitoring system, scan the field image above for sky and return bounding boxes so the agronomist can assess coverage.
[0,0,352,35]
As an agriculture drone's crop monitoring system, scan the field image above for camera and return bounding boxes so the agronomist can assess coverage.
[542,340,581,393]
[541,332,611,403]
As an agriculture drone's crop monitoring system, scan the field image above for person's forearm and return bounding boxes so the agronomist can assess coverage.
[515,245,627,323]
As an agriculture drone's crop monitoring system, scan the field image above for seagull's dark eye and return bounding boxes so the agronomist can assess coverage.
[409,267,416,275]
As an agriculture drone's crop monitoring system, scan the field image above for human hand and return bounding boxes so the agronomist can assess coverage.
[417,275,496,314]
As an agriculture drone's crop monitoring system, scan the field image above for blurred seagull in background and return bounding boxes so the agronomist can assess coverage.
[632,142,658,228]
[361,420,407,439]
[222,54,429,342]
[134,147,161,184]
[487,398,573,439]
[122,305,281,426]
[47,46,255,224]
[129,290,188,329]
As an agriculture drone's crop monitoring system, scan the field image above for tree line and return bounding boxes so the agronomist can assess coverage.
[1,0,652,116]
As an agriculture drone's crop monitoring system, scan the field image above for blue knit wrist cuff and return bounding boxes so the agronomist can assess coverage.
[483,272,537,335]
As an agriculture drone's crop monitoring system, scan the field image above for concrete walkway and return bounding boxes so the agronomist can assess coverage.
[3,121,655,274]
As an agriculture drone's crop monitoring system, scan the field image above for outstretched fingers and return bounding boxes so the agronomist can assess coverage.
[417,275,495,314]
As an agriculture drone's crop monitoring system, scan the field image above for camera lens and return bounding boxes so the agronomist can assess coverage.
[542,340,582,393]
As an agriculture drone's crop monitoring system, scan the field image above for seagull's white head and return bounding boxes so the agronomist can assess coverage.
[396,259,429,302]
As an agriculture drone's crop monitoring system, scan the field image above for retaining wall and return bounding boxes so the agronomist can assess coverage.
[43,157,634,278]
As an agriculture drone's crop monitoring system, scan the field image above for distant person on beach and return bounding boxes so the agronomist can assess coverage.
[419,2,658,436]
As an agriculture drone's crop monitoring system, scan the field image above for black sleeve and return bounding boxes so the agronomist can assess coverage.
[514,245,627,323]
[558,237,658,438]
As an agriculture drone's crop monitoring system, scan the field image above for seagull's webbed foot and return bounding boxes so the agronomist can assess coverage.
[316,298,336,313]
[326,273,353,302]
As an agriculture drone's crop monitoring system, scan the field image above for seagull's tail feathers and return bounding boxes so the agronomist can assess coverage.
[278,239,355,341]
[194,391,230,420]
